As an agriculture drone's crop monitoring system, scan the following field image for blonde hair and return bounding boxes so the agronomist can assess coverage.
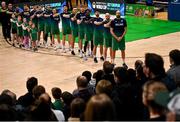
[96,80,112,95]
[143,81,167,101]
[143,80,168,114]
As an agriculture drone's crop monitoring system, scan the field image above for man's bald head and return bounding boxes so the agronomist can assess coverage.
[39,93,51,105]
[116,10,121,18]
[105,13,110,20]
[76,76,88,88]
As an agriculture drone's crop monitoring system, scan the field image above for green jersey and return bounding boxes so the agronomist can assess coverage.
[11,18,17,29]
[17,21,23,36]
[30,28,38,41]
[23,23,29,36]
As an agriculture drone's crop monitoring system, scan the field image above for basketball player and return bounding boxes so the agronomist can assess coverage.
[110,10,128,69]
[103,13,112,62]
[93,11,104,63]
[70,8,79,55]
[60,6,72,53]
[76,6,86,58]
[84,9,94,60]
[51,9,61,50]
[36,5,44,47]
[43,5,52,48]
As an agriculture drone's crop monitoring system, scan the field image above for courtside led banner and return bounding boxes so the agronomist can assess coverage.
[89,0,125,16]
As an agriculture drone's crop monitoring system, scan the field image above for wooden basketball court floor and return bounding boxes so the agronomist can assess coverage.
[0,31,180,98]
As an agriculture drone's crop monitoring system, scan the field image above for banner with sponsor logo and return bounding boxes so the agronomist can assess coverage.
[90,0,125,16]
[126,4,155,17]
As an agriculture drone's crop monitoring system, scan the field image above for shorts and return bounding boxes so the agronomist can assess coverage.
[44,23,51,34]
[38,23,44,32]
[51,25,60,35]
[104,33,112,48]
[72,29,78,38]
[17,29,23,37]
[79,31,85,40]
[12,28,17,34]
[112,36,125,51]
[31,34,38,41]
[86,32,93,41]
[62,26,71,35]
[93,31,103,46]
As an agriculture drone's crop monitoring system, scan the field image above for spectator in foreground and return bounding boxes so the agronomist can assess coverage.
[94,70,104,87]
[112,67,138,120]
[51,87,64,111]
[1,89,17,105]
[155,88,180,121]
[102,61,115,86]
[135,60,147,87]
[62,91,74,121]
[73,76,92,103]
[39,93,65,121]
[82,70,95,95]
[32,85,46,100]
[167,49,180,87]
[68,98,85,122]
[144,53,176,91]
[0,103,17,121]
[96,79,113,98]
[142,80,168,121]
[84,94,115,121]
[26,93,58,121]
[17,77,38,107]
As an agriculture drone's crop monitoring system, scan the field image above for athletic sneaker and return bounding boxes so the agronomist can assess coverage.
[122,63,128,70]
[54,44,61,50]
[33,48,38,52]
[88,51,91,56]
[83,55,88,61]
[45,43,48,48]
[19,44,22,48]
[79,51,83,58]
[69,47,71,51]
[37,43,41,48]
[71,50,75,55]
[100,56,105,61]
[90,52,93,58]
[78,49,80,54]
[94,57,98,63]
[62,49,66,53]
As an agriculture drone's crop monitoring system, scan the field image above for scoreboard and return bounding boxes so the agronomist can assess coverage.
[90,0,125,16]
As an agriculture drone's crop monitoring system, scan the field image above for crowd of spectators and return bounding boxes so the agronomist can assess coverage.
[0,49,180,121]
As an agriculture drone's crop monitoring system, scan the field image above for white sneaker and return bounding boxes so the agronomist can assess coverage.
[83,55,88,61]
[79,51,83,58]
[62,49,66,53]
[88,51,91,57]
[54,44,61,50]
[45,43,48,48]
